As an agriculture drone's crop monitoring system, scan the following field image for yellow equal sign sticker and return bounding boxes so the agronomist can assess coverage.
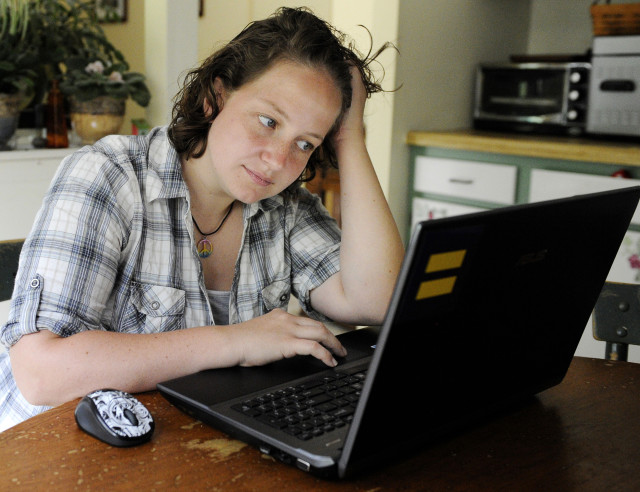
[416,276,457,300]
[415,250,467,300]
[425,249,466,273]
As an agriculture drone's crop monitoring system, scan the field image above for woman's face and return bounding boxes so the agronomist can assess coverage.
[205,60,343,204]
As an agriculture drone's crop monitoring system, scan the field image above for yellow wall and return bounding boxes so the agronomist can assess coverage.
[197,1,331,63]
[101,1,146,134]
[101,1,335,133]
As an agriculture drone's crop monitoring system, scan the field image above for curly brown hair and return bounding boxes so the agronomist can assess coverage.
[168,6,393,186]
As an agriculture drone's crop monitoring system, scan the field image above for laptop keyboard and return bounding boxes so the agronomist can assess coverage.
[232,366,367,441]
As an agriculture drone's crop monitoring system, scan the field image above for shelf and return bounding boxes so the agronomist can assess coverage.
[0,147,77,162]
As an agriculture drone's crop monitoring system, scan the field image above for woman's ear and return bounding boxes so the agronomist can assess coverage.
[204,77,228,117]
[213,77,227,109]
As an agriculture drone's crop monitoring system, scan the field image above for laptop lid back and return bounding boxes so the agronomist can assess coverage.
[338,187,640,477]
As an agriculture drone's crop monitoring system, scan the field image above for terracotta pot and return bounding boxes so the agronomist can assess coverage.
[0,92,26,149]
[70,96,125,144]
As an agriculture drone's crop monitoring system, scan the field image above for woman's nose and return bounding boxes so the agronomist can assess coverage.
[261,139,288,170]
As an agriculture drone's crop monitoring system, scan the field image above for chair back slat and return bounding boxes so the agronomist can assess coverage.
[0,240,24,303]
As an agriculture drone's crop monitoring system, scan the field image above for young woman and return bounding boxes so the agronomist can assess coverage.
[0,7,404,431]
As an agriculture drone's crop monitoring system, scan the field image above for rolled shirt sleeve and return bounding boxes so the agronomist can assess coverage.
[1,148,130,348]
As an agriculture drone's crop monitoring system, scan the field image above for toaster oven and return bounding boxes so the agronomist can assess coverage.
[473,62,591,136]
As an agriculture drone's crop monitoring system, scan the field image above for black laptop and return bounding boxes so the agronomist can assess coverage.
[158,187,640,479]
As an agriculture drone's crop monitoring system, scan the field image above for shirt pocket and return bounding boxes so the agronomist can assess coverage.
[261,279,290,312]
[128,282,186,333]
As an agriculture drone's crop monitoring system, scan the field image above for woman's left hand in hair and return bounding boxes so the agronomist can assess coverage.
[333,66,367,151]
[310,66,404,326]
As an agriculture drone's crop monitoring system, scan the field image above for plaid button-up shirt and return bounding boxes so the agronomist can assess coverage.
[0,126,341,430]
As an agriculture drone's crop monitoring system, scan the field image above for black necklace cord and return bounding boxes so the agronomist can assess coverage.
[192,201,234,237]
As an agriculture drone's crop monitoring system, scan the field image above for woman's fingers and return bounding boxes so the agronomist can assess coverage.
[290,316,348,357]
[237,310,347,367]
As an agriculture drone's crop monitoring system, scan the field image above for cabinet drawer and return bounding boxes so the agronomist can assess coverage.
[414,156,517,204]
[530,169,640,225]
[0,154,65,241]
[411,197,485,235]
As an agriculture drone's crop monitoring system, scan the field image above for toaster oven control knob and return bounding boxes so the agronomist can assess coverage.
[567,109,579,121]
[568,90,581,101]
[570,71,583,84]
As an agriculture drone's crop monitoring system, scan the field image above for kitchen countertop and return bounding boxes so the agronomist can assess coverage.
[406,129,640,167]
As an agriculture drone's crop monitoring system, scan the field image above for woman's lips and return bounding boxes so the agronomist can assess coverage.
[244,166,273,186]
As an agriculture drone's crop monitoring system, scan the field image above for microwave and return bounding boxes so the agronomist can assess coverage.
[587,36,640,138]
[473,62,591,136]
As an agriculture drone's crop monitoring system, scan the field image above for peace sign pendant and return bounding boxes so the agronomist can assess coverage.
[197,238,213,258]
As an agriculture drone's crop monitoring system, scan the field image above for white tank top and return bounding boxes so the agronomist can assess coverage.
[207,289,230,325]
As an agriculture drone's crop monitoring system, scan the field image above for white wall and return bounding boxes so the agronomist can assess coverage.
[527,0,636,55]
[527,0,593,54]
[388,0,532,239]
[145,0,199,127]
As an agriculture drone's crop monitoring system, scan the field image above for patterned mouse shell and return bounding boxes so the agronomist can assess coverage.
[88,389,154,438]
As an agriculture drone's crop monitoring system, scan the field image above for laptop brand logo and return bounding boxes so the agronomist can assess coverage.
[416,249,467,300]
[516,249,548,266]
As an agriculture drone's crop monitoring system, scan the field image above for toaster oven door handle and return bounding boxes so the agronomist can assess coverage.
[600,79,636,92]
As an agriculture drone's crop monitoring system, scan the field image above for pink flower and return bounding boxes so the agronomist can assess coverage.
[108,71,124,83]
[85,61,105,74]
[629,254,640,269]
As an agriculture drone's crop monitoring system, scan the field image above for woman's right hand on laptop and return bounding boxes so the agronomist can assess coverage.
[218,309,347,368]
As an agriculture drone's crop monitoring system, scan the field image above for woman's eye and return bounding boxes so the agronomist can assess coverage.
[258,115,276,128]
[296,140,314,152]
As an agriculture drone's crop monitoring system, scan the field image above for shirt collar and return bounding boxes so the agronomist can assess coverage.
[145,127,189,202]
[245,195,284,218]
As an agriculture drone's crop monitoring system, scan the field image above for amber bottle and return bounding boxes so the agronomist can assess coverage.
[46,79,69,148]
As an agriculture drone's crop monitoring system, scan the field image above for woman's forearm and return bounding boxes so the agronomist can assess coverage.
[336,138,404,318]
[9,309,347,408]
[310,69,404,324]
[10,326,234,407]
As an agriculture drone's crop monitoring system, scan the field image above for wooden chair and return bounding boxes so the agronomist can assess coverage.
[0,239,24,302]
[305,167,341,227]
[592,281,640,361]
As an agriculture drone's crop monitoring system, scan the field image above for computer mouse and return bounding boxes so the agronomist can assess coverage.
[74,389,154,447]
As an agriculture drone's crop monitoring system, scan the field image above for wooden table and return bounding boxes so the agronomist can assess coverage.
[2,357,639,491]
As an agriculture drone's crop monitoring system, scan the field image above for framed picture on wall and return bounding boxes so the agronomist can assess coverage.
[96,0,128,23]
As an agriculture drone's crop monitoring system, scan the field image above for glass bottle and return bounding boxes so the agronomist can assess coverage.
[46,79,69,148]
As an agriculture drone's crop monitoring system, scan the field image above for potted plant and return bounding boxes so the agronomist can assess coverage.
[60,58,151,107]
[0,1,37,148]
[60,56,151,144]
[31,0,151,144]
[24,0,129,99]
[2,0,151,146]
